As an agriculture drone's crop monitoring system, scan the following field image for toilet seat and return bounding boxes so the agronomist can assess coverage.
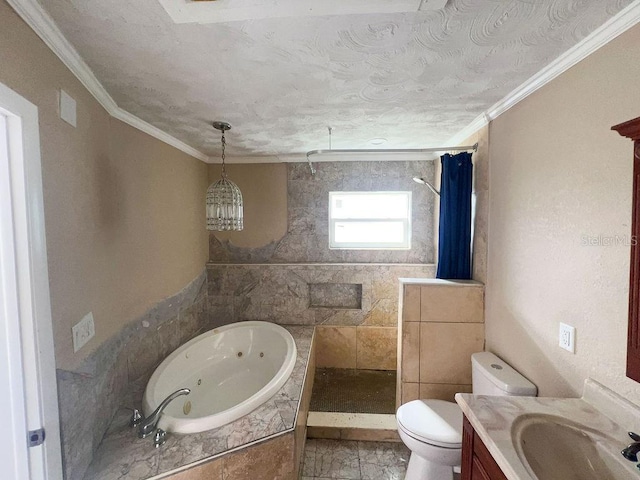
[396,399,463,448]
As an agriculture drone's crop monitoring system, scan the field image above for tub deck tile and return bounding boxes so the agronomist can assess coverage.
[83,326,314,480]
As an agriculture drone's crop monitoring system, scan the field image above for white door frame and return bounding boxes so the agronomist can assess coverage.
[0,81,63,480]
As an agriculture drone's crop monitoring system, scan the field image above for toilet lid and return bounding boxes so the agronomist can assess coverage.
[397,399,462,448]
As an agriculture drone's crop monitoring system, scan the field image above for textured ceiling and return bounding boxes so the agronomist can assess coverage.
[37,0,633,158]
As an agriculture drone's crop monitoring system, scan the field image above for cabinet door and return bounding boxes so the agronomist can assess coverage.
[462,415,508,480]
[471,456,491,480]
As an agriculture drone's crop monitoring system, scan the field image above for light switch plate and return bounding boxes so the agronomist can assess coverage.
[59,90,77,127]
[72,312,95,352]
[559,322,575,353]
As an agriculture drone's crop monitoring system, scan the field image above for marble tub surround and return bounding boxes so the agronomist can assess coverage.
[210,161,436,265]
[455,379,640,480]
[57,270,209,480]
[160,432,295,480]
[398,279,484,406]
[83,326,314,480]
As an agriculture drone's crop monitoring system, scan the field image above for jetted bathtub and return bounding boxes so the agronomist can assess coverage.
[142,321,297,433]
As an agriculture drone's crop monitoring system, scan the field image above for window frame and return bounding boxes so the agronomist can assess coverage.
[328,191,412,250]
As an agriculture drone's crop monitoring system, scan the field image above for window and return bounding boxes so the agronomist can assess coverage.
[329,191,412,249]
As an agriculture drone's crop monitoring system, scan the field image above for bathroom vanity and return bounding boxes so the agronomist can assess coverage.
[461,416,507,480]
[456,379,640,480]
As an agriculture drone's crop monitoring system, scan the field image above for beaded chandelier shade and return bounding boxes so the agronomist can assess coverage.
[206,122,244,231]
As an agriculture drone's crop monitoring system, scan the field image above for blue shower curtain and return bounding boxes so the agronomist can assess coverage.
[437,152,473,279]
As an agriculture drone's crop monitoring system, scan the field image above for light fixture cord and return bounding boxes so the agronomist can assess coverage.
[221,129,227,178]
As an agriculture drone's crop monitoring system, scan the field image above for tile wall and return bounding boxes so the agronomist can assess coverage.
[206,263,434,370]
[207,160,438,372]
[314,326,397,370]
[209,161,436,264]
[57,271,210,480]
[164,432,296,480]
[397,279,485,406]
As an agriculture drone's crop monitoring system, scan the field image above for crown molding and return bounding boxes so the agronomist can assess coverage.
[450,0,640,145]
[7,0,640,164]
[6,0,209,163]
[111,108,209,162]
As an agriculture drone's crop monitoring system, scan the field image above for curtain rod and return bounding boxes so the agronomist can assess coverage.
[305,142,478,175]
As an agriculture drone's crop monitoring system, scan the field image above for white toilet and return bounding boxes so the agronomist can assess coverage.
[396,352,537,480]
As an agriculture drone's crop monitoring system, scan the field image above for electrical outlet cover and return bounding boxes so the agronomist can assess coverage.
[72,312,95,352]
[559,322,575,353]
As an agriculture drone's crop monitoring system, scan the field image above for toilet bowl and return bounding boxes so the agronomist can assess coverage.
[397,399,462,480]
[396,351,537,480]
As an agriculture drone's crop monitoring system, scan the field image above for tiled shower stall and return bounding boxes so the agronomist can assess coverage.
[207,160,438,372]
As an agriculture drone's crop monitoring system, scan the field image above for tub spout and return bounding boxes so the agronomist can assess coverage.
[138,388,190,438]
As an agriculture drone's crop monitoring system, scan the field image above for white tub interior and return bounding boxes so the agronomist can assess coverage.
[143,321,297,433]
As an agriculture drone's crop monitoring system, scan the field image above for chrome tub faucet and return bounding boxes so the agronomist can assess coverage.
[130,388,190,447]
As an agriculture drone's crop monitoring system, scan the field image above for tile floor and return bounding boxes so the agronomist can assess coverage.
[301,439,410,480]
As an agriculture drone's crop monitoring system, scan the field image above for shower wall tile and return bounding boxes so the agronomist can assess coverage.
[418,383,472,403]
[315,326,357,369]
[309,283,362,309]
[401,383,420,405]
[420,285,484,323]
[419,322,485,384]
[398,280,485,406]
[401,322,420,383]
[209,161,436,264]
[402,285,421,322]
[206,264,434,329]
[356,327,397,371]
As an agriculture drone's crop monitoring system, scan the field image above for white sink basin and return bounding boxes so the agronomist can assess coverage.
[512,414,637,480]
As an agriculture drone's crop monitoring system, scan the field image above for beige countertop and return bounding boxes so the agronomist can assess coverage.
[455,379,640,480]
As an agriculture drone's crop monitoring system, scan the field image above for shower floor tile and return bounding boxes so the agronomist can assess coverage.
[309,368,396,414]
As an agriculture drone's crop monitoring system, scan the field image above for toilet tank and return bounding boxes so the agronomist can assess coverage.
[471,352,537,396]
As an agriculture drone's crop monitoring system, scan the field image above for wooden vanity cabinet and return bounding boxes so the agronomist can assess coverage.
[612,116,640,383]
[461,416,508,480]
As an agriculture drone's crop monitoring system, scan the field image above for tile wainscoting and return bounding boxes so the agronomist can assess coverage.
[57,271,210,480]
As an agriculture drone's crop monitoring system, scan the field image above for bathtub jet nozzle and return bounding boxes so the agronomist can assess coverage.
[137,388,191,439]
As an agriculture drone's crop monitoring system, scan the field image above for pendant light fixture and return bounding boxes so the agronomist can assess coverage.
[206,121,244,231]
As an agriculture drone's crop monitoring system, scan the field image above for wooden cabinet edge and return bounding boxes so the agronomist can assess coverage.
[612,116,640,383]
[461,414,508,480]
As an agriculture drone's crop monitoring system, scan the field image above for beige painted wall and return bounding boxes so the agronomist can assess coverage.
[208,163,288,248]
[0,1,209,370]
[486,23,640,403]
